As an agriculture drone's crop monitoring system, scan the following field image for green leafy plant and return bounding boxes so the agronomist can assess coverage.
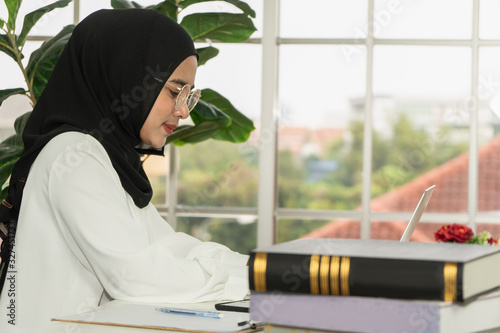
[0,0,256,202]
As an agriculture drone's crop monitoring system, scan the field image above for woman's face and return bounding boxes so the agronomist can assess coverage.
[140,55,198,148]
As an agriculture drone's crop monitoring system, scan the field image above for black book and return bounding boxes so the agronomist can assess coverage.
[248,238,500,302]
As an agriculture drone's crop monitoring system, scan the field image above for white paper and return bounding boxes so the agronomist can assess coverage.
[53,303,254,333]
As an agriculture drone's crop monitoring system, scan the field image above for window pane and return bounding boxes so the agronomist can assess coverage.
[374,0,471,39]
[177,140,258,207]
[79,1,112,20]
[0,52,25,90]
[280,0,368,38]
[479,0,500,40]
[277,219,334,243]
[0,95,31,142]
[176,44,261,207]
[478,47,500,213]
[289,219,429,241]
[144,154,169,206]
[373,46,471,213]
[176,217,256,254]
[249,0,263,38]
[363,221,441,242]
[0,41,43,89]
[278,45,366,210]
[195,44,262,120]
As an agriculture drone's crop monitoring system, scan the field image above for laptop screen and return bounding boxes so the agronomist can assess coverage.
[400,185,436,242]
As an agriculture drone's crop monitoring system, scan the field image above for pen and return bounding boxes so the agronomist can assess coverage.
[155,307,223,319]
[238,320,260,329]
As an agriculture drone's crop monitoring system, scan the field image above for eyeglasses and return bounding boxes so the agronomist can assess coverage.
[164,82,201,113]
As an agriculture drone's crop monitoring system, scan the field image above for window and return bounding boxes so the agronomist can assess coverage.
[269,0,500,244]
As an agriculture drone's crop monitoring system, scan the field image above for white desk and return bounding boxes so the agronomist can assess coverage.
[43,300,500,333]
[43,300,255,333]
[46,321,163,333]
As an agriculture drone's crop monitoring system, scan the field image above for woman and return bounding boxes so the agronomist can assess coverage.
[0,8,249,332]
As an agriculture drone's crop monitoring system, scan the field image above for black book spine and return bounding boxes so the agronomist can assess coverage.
[248,252,464,301]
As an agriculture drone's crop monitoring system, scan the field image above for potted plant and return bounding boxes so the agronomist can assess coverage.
[0,0,256,202]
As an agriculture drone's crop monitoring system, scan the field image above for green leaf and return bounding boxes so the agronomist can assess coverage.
[190,97,231,126]
[148,0,179,21]
[0,185,8,203]
[1,133,23,149]
[26,24,74,100]
[110,0,143,9]
[0,88,25,107]
[18,0,72,46]
[179,0,256,18]
[13,111,31,135]
[0,33,20,62]
[196,46,219,66]
[0,159,18,195]
[4,0,21,30]
[181,13,256,42]
[199,89,254,142]
[0,136,23,166]
[0,131,24,194]
[0,17,5,29]
[166,121,227,146]
[166,96,232,145]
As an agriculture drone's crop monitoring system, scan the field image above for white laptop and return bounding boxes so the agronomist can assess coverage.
[399,185,436,242]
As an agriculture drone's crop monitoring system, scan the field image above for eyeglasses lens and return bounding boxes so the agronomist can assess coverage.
[175,86,189,110]
[174,85,201,112]
[187,90,201,112]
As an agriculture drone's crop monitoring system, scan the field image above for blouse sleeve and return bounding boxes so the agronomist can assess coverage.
[47,136,249,303]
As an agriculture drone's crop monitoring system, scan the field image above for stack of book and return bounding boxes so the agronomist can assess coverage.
[247,238,500,333]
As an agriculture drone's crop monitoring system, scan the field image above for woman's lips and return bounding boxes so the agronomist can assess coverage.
[162,123,177,135]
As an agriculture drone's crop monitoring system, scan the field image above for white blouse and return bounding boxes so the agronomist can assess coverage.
[0,132,249,333]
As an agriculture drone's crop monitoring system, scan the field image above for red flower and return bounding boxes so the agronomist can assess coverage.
[488,237,499,245]
[434,224,474,243]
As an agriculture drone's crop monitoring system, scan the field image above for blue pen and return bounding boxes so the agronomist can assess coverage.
[155,307,223,319]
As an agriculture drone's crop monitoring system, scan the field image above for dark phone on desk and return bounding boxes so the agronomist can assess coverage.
[214,299,250,313]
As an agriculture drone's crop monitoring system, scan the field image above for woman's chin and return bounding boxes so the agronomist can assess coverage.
[151,141,166,149]
[148,136,168,149]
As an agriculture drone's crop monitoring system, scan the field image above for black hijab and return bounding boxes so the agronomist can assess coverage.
[0,8,197,290]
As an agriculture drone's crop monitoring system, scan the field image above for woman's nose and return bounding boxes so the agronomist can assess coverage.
[173,104,189,119]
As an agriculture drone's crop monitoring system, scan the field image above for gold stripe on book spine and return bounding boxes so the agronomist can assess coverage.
[330,256,341,295]
[310,254,321,294]
[253,253,267,291]
[443,262,458,302]
[340,257,351,296]
[319,255,330,295]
